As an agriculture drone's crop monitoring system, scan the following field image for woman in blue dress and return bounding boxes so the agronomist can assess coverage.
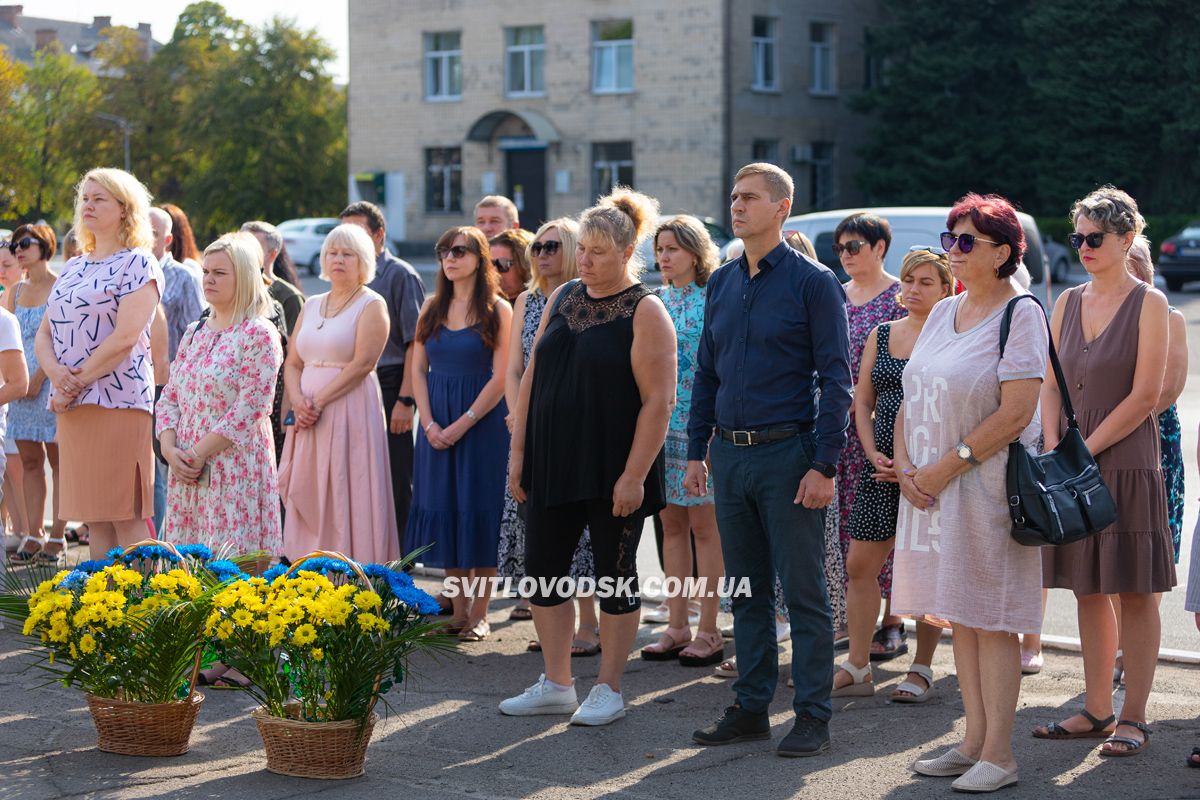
[639,216,726,667]
[406,226,512,643]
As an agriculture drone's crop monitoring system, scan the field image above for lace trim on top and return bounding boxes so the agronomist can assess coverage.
[557,283,650,333]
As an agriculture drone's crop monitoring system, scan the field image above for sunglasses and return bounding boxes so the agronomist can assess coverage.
[832,239,868,257]
[435,245,473,260]
[530,240,561,257]
[940,232,1002,253]
[1067,232,1106,250]
[9,237,38,253]
[493,258,513,273]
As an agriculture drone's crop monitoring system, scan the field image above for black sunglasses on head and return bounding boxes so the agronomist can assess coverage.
[940,231,1002,254]
[832,239,868,257]
[530,240,561,257]
[435,244,473,260]
[1068,232,1107,250]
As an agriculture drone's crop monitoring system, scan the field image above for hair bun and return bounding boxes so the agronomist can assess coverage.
[603,188,660,245]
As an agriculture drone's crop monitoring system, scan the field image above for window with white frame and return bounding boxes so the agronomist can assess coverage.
[506,26,545,96]
[426,148,462,213]
[592,142,633,197]
[424,32,462,100]
[810,23,836,95]
[810,142,836,210]
[752,17,778,91]
[592,20,633,93]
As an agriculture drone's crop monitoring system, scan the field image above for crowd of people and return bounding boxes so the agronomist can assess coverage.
[1,163,1199,786]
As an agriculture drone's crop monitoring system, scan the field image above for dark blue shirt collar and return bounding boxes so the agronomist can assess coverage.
[736,239,791,276]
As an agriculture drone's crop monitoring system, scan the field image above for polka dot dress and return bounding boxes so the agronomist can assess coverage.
[848,322,907,542]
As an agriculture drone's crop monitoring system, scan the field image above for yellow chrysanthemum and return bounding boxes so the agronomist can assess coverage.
[232,609,254,627]
[356,613,388,633]
[292,624,317,646]
[353,591,382,611]
[78,633,97,654]
[311,647,324,661]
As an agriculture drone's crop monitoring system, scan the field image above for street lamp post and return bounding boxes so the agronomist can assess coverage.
[95,112,132,172]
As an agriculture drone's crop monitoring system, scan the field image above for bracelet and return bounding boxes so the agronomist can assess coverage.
[424,421,435,432]
[187,447,201,460]
[465,409,477,421]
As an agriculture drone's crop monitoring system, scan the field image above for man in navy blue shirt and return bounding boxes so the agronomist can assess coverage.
[687,163,852,757]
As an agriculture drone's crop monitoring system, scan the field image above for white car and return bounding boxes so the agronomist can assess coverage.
[723,206,1047,284]
[278,218,341,276]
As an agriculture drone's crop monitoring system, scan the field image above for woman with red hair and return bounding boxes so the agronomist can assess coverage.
[893,194,1047,792]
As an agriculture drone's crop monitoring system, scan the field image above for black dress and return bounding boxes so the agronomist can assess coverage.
[848,322,906,542]
[523,280,666,516]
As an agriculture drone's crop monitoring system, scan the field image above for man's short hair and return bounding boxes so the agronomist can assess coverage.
[733,162,794,204]
[475,195,519,226]
[241,220,282,254]
[340,201,386,234]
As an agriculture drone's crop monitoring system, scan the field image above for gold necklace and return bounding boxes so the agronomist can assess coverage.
[317,286,362,330]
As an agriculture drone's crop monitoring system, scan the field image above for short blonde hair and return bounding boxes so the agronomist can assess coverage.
[578,187,660,279]
[203,232,272,325]
[475,195,519,227]
[898,248,956,304]
[1072,185,1146,238]
[655,215,720,287]
[73,168,154,254]
[733,162,794,203]
[529,217,579,294]
[320,223,377,284]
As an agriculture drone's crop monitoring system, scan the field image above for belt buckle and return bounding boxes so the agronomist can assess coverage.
[732,430,753,446]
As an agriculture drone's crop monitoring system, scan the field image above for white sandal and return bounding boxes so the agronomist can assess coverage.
[892,663,935,704]
[831,660,873,697]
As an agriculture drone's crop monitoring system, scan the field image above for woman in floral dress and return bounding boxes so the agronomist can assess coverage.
[832,213,907,657]
[156,232,283,557]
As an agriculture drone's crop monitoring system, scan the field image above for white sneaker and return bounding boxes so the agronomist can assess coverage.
[641,603,670,624]
[570,683,625,726]
[499,674,579,716]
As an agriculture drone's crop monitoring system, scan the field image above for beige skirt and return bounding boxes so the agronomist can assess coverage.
[58,405,154,522]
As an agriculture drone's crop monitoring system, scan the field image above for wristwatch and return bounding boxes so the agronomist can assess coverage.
[811,461,837,479]
[955,440,981,466]
[398,395,416,408]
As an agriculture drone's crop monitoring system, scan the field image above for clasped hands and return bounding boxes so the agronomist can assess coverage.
[48,363,85,413]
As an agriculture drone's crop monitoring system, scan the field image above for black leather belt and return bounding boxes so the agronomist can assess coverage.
[717,424,813,447]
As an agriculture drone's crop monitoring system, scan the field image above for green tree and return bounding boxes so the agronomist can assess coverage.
[0,47,30,217]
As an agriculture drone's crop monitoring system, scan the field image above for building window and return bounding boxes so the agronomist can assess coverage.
[592,20,633,94]
[426,148,462,213]
[424,32,462,101]
[506,26,545,97]
[810,23,836,95]
[863,28,882,90]
[752,17,777,91]
[810,142,836,210]
[752,139,780,164]
[592,141,633,197]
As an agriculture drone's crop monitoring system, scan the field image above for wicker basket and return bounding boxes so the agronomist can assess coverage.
[253,706,377,779]
[85,539,206,757]
[87,691,205,756]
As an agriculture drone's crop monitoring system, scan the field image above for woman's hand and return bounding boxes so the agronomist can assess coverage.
[424,421,452,450]
[294,398,321,429]
[867,450,897,483]
[164,444,203,482]
[612,472,644,518]
[439,417,471,446]
[508,453,526,503]
[46,361,80,396]
[49,393,72,414]
[505,412,514,434]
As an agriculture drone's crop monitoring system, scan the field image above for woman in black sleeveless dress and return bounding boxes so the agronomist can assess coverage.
[501,189,677,727]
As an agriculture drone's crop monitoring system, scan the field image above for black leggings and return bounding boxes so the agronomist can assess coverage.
[525,499,644,615]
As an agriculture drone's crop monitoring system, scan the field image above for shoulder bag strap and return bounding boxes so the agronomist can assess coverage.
[999,293,1078,430]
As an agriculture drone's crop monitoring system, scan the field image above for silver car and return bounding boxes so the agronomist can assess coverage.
[278,218,341,276]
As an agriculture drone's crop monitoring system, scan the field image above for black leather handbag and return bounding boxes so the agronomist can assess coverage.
[1001,295,1117,546]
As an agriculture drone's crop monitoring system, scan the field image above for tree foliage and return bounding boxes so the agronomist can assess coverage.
[855,0,1200,218]
[0,3,346,241]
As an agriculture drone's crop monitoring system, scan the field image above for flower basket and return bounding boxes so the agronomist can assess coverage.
[252,704,377,779]
[87,690,205,757]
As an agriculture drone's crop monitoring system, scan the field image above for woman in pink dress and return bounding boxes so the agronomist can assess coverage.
[278,223,398,564]
[155,232,283,558]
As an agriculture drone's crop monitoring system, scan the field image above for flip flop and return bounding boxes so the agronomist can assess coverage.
[868,623,908,662]
[509,605,534,621]
[211,668,252,689]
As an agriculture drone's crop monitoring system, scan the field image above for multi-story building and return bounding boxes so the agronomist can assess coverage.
[0,6,161,72]
[348,0,884,245]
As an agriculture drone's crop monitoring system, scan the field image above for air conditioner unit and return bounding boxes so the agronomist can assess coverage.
[791,144,814,163]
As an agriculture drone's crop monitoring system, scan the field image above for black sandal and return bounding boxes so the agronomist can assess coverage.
[868,623,909,662]
[1187,747,1200,768]
[1100,720,1151,758]
[1033,709,1116,740]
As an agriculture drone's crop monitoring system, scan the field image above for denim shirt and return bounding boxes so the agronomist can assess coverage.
[687,240,852,466]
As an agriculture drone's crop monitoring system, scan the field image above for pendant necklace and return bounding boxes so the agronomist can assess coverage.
[317,287,362,330]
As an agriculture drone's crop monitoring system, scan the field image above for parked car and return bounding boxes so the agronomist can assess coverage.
[1042,235,1074,283]
[1157,223,1200,292]
[721,206,1046,284]
[278,218,341,276]
[641,216,733,274]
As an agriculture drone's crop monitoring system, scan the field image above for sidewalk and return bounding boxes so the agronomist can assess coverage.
[2,578,1197,800]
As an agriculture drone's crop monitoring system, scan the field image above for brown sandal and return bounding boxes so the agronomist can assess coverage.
[641,627,692,661]
[678,631,724,667]
[1032,709,1116,740]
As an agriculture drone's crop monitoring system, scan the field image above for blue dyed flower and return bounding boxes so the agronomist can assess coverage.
[205,560,248,582]
[176,543,214,561]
